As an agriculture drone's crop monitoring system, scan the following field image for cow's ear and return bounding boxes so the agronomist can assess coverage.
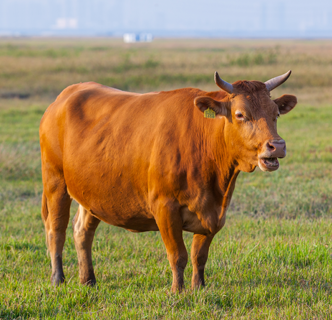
[274,94,297,115]
[194,96,230,118]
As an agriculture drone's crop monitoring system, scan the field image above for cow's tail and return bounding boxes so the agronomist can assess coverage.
[41,191,50,252]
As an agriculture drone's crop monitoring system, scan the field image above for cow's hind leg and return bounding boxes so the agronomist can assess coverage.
[72,205,100,286]
[191,233,214,289]
[41,183,71,285]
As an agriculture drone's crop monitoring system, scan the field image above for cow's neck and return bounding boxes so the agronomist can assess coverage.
[212,120,240,201]
[197,89,240,185]
[197,111,241,208]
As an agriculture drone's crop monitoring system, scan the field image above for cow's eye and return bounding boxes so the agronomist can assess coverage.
[235,111,245,120]
[276,112,280,120]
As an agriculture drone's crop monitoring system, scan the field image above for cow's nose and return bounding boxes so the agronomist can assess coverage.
[265,139,286,158]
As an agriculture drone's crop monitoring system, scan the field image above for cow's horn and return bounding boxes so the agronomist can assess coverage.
[214,71,233,94]
[265,70,292,91]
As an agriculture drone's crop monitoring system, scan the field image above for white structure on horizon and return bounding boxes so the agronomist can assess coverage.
[54,18,78,29]
[123,33,153,43]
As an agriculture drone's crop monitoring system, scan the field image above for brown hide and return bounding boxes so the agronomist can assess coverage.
[40,78,297,291]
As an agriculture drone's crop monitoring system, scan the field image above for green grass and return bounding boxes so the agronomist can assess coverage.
[1,39,332,319]
[1,38,332,98]
[2,214,332,319]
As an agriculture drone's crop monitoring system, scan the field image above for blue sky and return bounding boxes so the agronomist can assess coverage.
[0,0,331,37]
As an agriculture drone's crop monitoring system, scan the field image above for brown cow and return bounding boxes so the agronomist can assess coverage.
[39,71,297,292]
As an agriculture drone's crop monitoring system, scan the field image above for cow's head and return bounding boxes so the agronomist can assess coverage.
[195,71,297,172]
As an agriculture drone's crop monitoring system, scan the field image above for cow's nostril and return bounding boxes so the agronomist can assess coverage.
[267,142,276,152]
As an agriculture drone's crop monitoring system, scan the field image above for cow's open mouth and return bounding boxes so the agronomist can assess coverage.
[258,157,279,171]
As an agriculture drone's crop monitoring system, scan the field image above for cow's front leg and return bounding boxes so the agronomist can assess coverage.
[191,233,214,289]
[156,202,188,293]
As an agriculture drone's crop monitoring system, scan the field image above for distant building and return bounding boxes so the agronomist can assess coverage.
[123,33,153,43]
[54,18,78,29]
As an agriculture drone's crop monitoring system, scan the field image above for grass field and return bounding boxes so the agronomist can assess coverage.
[1,38,332,319]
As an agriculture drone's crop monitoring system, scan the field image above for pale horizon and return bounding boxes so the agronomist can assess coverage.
[0,0,332,38]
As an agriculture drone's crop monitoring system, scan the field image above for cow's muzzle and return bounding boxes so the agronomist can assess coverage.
[258,139,286,172]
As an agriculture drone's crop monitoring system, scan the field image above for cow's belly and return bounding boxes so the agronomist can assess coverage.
[73,197,159,232]
[95,208,159,232]
[75,204,159,232]
[66,178,158,231]
[102,213,159,232]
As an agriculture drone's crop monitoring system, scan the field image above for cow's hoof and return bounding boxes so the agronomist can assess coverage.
[171,284,184,293]
[81,278,97,287]
[51,273,65,286]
